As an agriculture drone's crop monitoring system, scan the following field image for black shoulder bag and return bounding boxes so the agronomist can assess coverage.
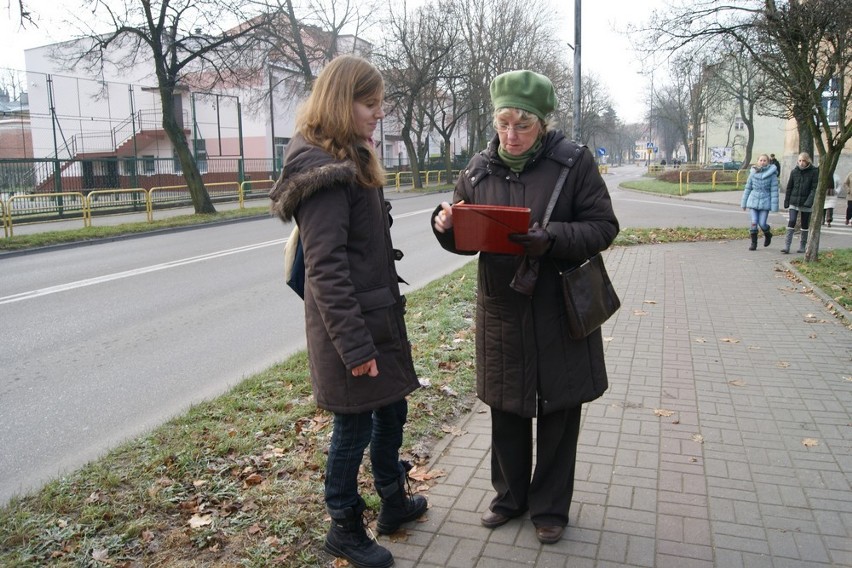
[542,167,621,340]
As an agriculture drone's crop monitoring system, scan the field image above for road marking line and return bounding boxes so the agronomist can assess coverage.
[0,239,287,305]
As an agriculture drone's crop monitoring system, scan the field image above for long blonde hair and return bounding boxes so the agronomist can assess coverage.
[296,55,385,188]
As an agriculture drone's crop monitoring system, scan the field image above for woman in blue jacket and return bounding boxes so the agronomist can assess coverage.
[741,153,779,250]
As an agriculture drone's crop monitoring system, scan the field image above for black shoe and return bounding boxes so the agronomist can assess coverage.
[376,471,428,535]
[325,500,394,568]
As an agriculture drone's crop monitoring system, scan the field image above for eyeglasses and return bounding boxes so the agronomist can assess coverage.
[494,122,537,134]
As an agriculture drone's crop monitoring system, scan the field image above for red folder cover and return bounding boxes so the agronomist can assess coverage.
[452,204,531,255]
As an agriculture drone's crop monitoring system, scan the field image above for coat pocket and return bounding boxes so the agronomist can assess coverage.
[354,287,399,346]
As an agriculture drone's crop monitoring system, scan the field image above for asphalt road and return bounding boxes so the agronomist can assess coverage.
[1,163,846,505]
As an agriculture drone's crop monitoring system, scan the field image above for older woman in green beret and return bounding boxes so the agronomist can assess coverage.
[430,70,619,544]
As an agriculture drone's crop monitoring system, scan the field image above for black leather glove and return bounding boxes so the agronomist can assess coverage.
[508,222,554,257]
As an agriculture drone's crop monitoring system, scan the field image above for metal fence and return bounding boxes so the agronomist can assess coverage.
[0,156,276,197]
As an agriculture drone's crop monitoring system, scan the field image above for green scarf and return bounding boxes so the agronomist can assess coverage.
[498,139,543,173]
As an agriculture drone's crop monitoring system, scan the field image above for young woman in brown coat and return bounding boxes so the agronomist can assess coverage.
[269,55,425,568]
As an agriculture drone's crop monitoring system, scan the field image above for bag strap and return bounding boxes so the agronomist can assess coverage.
[542,166,570,228]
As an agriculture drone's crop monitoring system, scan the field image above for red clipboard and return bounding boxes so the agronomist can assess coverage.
[452,204,531,255]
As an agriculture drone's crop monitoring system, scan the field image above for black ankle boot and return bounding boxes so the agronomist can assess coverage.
[749,231,758,251]
[763,227,772,247]
[324,498,394,568]
[376,471,428,535]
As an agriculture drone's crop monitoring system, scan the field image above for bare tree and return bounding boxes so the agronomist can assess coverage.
[575,72,613,148]
[5,0,34,26]
[67,0,274,214]
[651,50,723,164]
[375,2,457,188]
[259,0,377,92]
[632,0,852,260]
[452,0,566,154]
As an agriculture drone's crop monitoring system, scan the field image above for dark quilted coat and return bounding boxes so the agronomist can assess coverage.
[432,130,619,418]
[269,135,419,413]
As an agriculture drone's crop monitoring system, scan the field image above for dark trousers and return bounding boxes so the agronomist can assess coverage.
[846,200,852,223]
[787,209,811,229]
[489,405,582,528]
[325,398,408,510]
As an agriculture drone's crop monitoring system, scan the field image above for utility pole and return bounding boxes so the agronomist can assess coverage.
[572,0,582,143]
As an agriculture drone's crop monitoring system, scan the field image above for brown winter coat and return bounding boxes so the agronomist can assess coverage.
[432,130,619,418]
[270,135,419,414]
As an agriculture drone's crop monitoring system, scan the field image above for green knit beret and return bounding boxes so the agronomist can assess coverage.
[490,70,557,119]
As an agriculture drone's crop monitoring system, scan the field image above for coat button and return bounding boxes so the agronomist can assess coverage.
[471,176,476,182]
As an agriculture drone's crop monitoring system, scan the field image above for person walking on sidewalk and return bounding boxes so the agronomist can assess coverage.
[822,172,840,228]
[769,153,781,179]
[741,153,779,250]
[781,152,819,254]
[430,70,619,545]
[269,55,426,568]
[844,171,852,226]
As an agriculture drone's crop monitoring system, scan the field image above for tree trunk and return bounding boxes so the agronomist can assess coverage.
[442,134,454,185]
[401,127,422,190]
[161,91,215,214]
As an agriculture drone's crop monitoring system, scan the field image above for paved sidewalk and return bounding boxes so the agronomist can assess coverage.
[383,239,852,567]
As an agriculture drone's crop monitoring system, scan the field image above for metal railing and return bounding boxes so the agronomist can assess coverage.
[678,169,749,195]
[383,170,460,191]
[2,181,271,237]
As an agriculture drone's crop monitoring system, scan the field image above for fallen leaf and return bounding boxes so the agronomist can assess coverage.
[418,377,432,387]
[188,514,213,529]
[776,361,790,369]
[695,337,707,343]
[248,524,262,535]
[91,548,109,561]
[633,310,648,316]
[654,409,675,417]
[603,336,614,342]
[193,479,207,488]
[728,379,746,387]
[801,438,819,447]
[691,434,704,444]
[244,473,263,486]
[845,376,852,382]
[440,385,458,397]
[441,425,465,436]
[689,457,698,463]
[720,337,740,343]
[643,300,657,304]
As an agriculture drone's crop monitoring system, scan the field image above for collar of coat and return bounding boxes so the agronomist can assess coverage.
[269,136,357,222]
[465,130,585,187]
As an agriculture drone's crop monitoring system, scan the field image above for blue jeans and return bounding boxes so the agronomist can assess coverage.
[325,398,408,510]
[748,209,770,232]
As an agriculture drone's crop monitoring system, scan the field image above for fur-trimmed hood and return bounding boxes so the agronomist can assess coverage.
[269,135,357,222]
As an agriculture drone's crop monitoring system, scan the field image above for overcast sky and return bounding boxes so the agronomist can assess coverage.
[1,0,666,124]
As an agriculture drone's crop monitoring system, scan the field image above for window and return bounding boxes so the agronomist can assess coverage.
[821,77,840,126]
[194,139,208,174]
[143,155,155,174]
[274,137,290,171]
[733,117,745,131]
